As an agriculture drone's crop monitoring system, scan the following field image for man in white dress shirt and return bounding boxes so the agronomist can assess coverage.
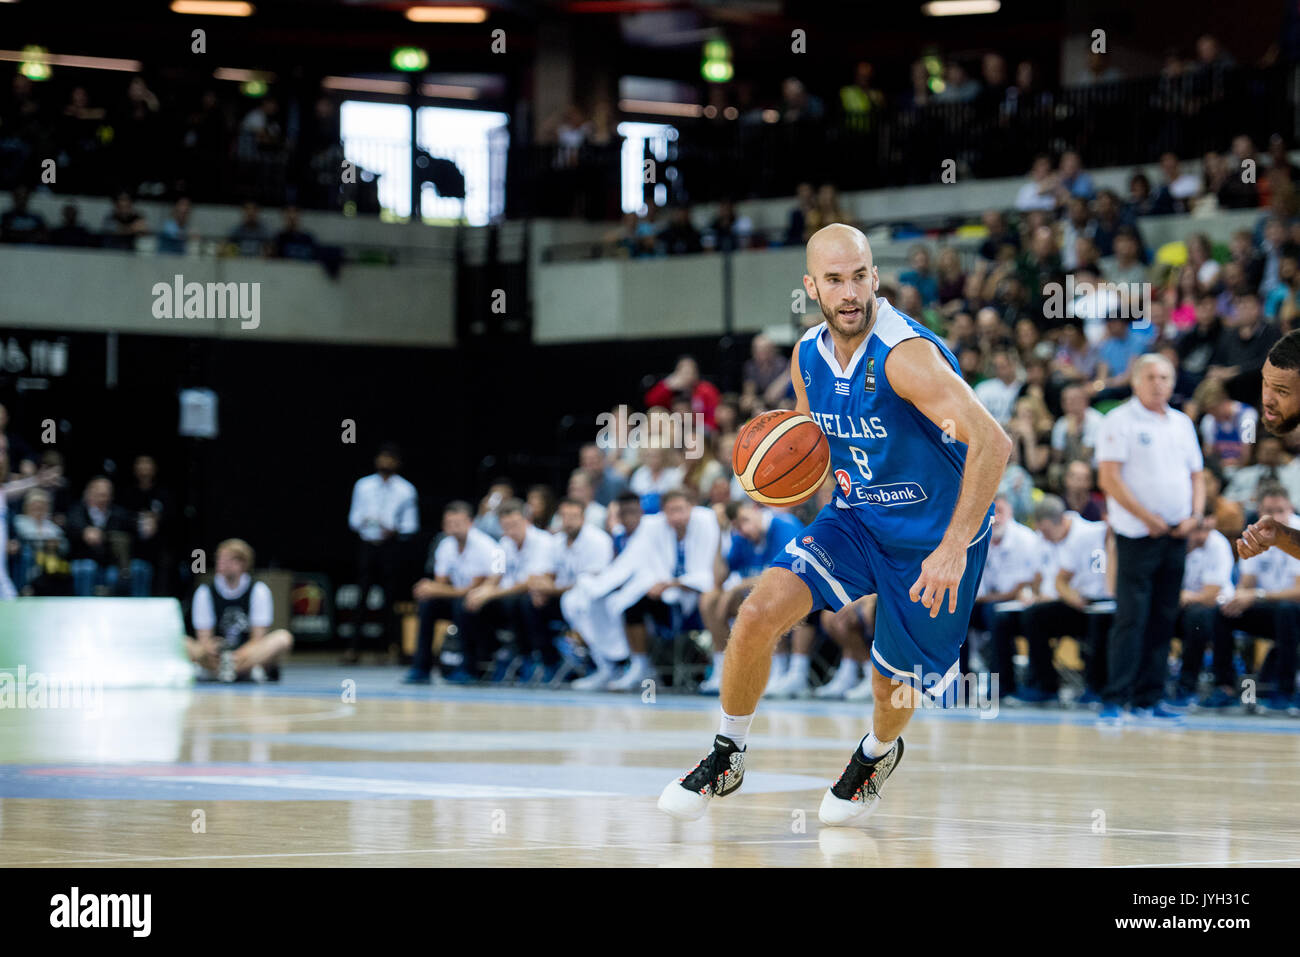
[346,444,419,662]
[1096,353,1205,722]
[403,501,498,684]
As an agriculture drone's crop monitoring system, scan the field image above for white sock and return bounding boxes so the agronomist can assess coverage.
[770,653,790,676]
[719,710,754,749]
[712,651,726,673]
[859,732,894,759]
[839,659,862,682]
[788,653,810,678]
[631,653,651,670]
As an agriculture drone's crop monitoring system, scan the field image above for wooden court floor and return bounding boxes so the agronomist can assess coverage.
[2,665,1299,867]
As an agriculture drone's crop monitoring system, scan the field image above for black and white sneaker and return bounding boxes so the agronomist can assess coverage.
[818,738,904,826]
[657,735,746,821]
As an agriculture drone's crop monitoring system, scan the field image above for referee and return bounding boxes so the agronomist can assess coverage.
[1096,353,1205,723]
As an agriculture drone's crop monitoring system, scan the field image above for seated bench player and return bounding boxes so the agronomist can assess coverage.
[462,498,554,683]
[1171,516,1237,708]
[186,538,293,682]
[1215,483,1300,714]
[969,493,1042,700]
[518,497,615,686]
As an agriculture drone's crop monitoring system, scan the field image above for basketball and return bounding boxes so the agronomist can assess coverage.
[732,410,831,507]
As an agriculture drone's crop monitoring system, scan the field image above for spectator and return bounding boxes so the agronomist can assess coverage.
[1023,494,1114,704]
[99,190,147,251]
[1170,516,1237,708]
[578,443,627,506]
[1075,49,1122,86]
[12,489,67,595]
[48,203,95,248]
[67,477,141,596]
[346,443,419,662]
[978,209,1020,261]
[1089,190,1133,258]
[1096,353,1205,723]
[562,469,608,531]
[526,483,557,531]
[156,197,197,255]
[1062,459,1106,522]
[518,497,613,685]
[839,61,884,131]
[935,247,967,306]
[405,501,499,684]
[237,98,284,163]
[0,405,36,477]
[1154,152,1201,213]
[1194,377,1259,473]
[1051,383,1103,468]
[1094,317,1144,398]
[1206,293,1280,401]
[785,182,815,246]
[186,538,293,682]
[1008,394,1051,478]
[0,186,46,244]
[899,245,939,305]
[228,200,269,257]
[741,334,790,412]
[118,454,171,597]
[705,198,753,252]
[1051,320,1101,386]
[1220,135,1261,209]
[1178,295,1224,382]
[934,60,980,102]
[472,479,515,540]
[974,349,1024,426]
[1060,196,1092,271]
[658,206,702,255]
[804,183,850,235]
[1222,435,1300,511]
[1055,150,1096,202]
[1015,155,1058,212]
[272,205,317,261]
[1101,227,1148,288]
[629,447,686,509]
[1126,171,1163,217]
[644,355,721,429]
[779,77,824,124]
[1264,252,1300,326]
[1214,484,1300,713]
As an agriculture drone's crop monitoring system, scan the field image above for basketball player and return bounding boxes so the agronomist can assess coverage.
[659,224,1010,825]
[187,538,293,681]
[1239,331,1300,561]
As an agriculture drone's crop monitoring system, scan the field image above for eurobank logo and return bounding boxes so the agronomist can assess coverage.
[801,536,835,572]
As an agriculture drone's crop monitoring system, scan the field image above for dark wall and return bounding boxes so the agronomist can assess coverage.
[0,327,744,589]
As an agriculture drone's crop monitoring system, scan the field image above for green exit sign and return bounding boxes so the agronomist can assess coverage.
[392,47,429,72]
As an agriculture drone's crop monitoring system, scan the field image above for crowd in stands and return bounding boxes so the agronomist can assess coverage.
[0,421,174,601]
[0,186,320,260]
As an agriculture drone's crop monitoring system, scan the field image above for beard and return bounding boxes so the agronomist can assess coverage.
[818,290,875,338]
[1264,408,1300,436]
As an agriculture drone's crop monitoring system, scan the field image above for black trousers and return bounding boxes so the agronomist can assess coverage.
[412,596,466,675]
[1213,601,1300,697]
[1104,533,1186,708]
[1176,603,1232,692]
[519,594,565,665]
[353,538,404,652]
[1022,600,1113,694]
[456,594,528,668]
[968,603,1024,694]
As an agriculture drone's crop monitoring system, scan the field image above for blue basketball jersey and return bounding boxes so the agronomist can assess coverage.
[798,297,992,552]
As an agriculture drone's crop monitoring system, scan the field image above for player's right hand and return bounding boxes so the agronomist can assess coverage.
[1237,516,1279,559]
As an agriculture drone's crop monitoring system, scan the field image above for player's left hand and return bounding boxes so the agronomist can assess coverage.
[910,544,967,618]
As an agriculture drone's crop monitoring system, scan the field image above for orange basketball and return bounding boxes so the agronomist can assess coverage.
[732,410,831,507]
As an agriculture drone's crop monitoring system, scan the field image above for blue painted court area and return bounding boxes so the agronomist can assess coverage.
[0,760,826,801]
[193,664,1300,736]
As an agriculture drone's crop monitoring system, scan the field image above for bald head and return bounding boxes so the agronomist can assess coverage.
[805,223,871,275]
[804,224,878,339]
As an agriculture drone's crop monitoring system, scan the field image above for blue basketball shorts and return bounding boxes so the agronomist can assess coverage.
[770,503,991,703]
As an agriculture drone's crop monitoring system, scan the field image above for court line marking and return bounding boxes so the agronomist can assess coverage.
[186,704,357,728]
[1108,857,1300,868]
